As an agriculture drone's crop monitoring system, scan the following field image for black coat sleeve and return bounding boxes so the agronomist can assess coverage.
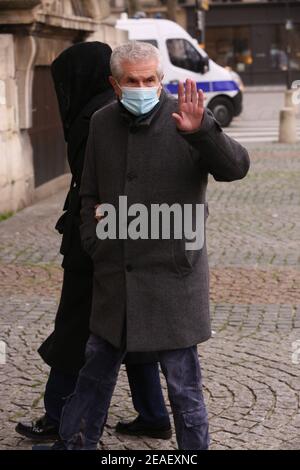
[79,116,99,257]
[180,108,250,182]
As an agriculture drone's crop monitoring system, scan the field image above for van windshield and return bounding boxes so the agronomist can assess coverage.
[167,38,204,73]
[137,39,158,48]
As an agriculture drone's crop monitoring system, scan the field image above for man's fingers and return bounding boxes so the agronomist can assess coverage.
[176,80,205,130]
[178,82,185,107]
[191,80,198,105]
[95,204,104,221]
[185,79,191,104]
[197,89,205,110]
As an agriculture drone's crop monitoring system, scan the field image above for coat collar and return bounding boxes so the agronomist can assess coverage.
[118,88,167,129]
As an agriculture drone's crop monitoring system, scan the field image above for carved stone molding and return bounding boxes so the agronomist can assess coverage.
[0,1,111,28]
[0,1,40,9]
[14,34,36,129]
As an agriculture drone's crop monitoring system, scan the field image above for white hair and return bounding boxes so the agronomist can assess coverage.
[110,41,163,81]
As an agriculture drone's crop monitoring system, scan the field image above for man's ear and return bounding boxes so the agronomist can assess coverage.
[158,75,164,96]
[109,76,121,98]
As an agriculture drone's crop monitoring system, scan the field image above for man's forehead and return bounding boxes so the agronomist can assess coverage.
[121,59,158,77]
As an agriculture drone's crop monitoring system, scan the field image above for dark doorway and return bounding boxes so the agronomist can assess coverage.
[29,66,67,187]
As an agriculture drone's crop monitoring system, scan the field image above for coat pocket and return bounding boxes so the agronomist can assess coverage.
[172,202,207,276]
[182,406,208,428]
[172,239,194,277]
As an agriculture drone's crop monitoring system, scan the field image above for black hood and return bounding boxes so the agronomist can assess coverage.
[51,41,112,141]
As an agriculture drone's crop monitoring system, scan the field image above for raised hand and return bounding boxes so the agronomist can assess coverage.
[172,79,205,132]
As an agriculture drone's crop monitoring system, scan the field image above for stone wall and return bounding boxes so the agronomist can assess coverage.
[0,34,35,213]
[0,0,125,213]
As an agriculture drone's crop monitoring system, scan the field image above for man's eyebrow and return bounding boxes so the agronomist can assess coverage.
[125,74,156,80]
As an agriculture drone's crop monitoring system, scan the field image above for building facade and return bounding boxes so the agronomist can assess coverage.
[184,1,300,86]
[0,0,127,212]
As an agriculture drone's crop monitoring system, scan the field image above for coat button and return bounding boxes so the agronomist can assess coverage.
[127,172,137,181]
[126,264,133,272]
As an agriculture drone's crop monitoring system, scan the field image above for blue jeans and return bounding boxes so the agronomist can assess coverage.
[44,368,78,425]
[44,364,170,427]
[60,334,209,450]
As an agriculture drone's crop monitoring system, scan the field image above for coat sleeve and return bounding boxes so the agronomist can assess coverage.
[79,115,99,257]
[180,108,250,182]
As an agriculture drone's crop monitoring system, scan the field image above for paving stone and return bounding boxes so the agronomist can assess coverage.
[0,145,299,449]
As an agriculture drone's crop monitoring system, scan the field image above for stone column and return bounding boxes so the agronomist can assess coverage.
[0,34,36,213]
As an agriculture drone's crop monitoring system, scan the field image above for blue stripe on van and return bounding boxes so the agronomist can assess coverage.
[212,80,239,92]
[165,80,239,94]
[165,82,210,94]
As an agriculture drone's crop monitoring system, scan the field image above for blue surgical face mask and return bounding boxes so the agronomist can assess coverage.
[118,85,160,116]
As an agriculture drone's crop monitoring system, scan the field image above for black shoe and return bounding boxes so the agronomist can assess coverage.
[115,417,172,440]
[15,414,59,441]
[32,439,66,450]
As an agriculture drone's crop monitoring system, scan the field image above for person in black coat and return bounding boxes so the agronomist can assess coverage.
[16,41,171,441]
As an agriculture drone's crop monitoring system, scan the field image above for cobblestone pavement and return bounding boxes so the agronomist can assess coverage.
[0,142,300,450]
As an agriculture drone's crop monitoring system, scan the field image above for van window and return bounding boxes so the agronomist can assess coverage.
[137,39,158,48]
[167,38,204,73]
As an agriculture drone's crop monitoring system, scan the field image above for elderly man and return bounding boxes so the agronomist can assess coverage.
[51,41,250,450]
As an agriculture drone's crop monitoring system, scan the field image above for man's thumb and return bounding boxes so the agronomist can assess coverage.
[172,113,182,125]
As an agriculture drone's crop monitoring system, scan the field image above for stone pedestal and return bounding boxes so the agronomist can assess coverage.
[278,106,298,144]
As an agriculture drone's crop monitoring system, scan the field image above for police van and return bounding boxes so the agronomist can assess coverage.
[115,15,243,127]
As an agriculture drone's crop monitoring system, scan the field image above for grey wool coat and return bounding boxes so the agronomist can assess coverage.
[79,89,250,352]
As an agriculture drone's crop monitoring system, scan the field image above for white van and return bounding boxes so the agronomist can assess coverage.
[115,16,243,127]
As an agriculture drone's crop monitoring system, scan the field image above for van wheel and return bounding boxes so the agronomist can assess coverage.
[207,97,234,127]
